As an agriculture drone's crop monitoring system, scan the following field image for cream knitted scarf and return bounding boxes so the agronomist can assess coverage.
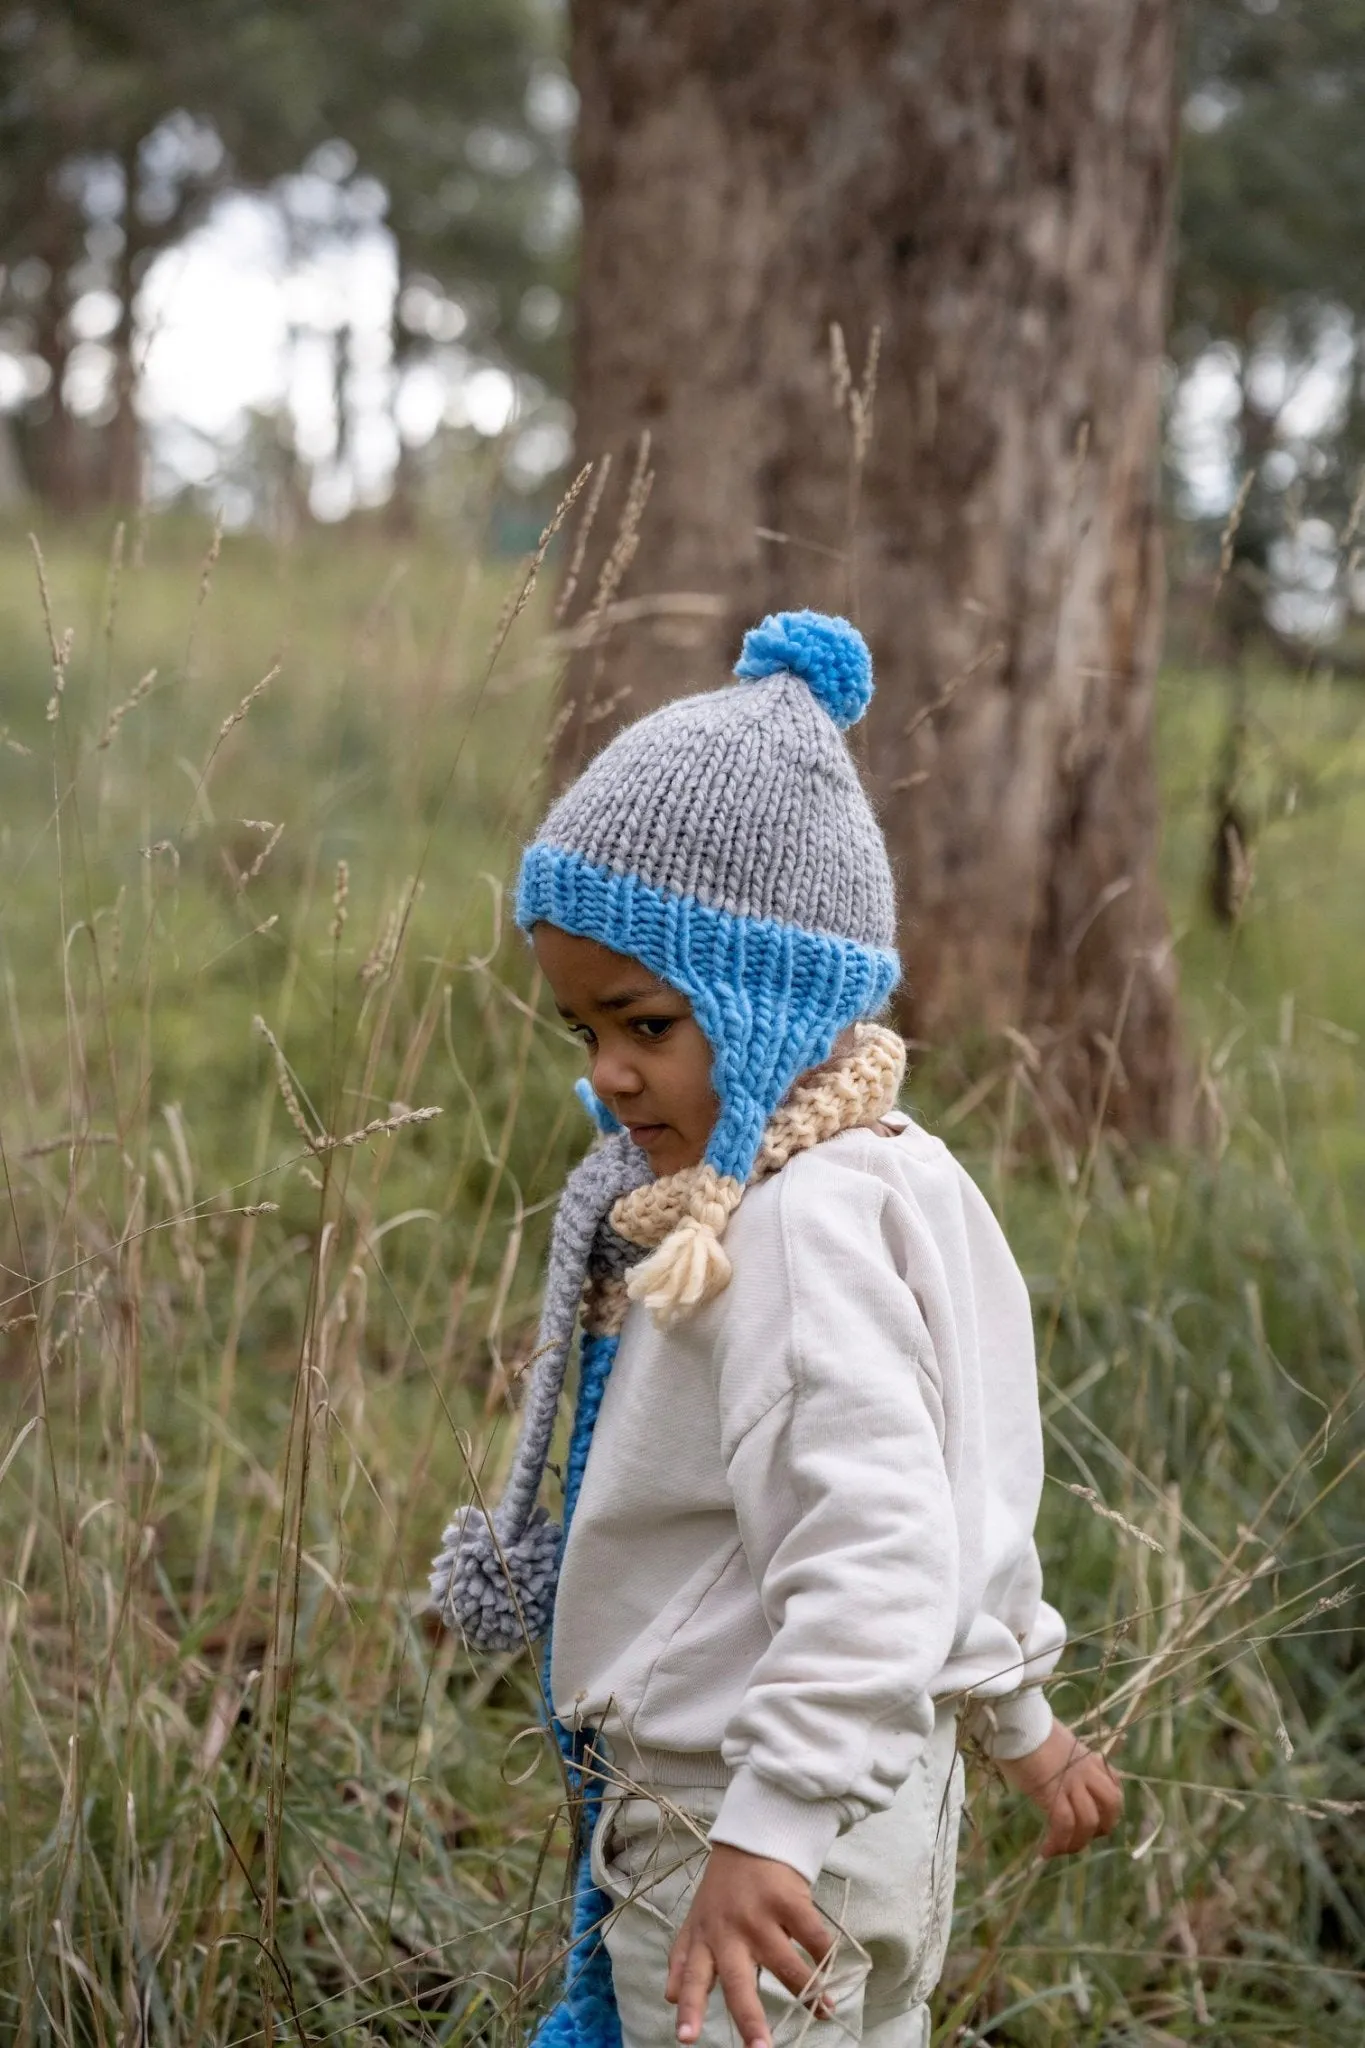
[601,1020,906,1331]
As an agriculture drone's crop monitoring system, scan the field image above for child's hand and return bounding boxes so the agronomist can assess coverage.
[998,1717,1123,1858]
[666,1842,833,2048]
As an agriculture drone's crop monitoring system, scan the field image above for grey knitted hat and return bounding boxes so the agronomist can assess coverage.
[515,609,901,1181]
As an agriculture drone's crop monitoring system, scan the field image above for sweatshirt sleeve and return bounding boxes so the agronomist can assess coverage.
[707,1159,960,1881]
[958,1542,1064,1760]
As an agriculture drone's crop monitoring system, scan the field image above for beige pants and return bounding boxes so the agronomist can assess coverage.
[590,1709,964,2048]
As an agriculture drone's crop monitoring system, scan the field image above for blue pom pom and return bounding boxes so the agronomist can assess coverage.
[733,609,873,729]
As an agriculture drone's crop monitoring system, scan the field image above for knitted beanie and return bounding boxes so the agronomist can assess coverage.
[516,609,900,1191]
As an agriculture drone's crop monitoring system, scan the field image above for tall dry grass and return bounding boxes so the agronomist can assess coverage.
[0,499,1362,2045]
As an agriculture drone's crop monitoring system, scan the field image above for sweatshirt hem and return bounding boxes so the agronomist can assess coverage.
[617,1744,730,1791]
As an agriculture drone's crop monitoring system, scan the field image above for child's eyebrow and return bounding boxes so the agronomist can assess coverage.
[602,987,672,1009]
[556,986,670,1018]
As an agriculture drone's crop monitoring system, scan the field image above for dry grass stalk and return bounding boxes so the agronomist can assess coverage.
[312,1105,442,1154]
[22,1131,121,1160]
[359,877,422,987]
[253,1013,321,1149]
[581,432,654,642]
[849,325,881,471]
[826,324,881,613]
[195,511,224,614]
[216,662,280,744]
[331,858,350,943]
[238,820,285,890]
[485,463,594,679]
[1066,1482,1165,1553]
[96,667,158,748]
[100,518,125,658]
[29,532,72,722]
[554,453,613,624]
[753,525,849,563]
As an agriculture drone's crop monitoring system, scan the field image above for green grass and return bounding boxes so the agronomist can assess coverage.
[1,511,1362,2043]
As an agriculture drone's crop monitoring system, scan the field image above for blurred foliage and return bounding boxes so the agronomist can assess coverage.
[0,0,570,510]
[321,0,572,390]
[1177,0,1365,647]
[1180,0,1365,342]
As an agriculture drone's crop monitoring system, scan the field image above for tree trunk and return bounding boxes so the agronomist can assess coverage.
[561,0,1184,1142]
[30,224,84,516]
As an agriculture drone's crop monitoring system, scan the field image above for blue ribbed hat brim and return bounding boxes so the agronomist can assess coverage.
[517,843,900,1183]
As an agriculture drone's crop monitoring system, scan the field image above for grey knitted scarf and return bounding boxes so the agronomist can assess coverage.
[428,1130,653,1650]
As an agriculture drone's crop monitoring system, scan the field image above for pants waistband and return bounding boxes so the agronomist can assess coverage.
[602,1702,963,1799]
[608,1745,730,1792]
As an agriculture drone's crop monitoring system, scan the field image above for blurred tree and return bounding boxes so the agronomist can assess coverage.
[556,0,1184,1142]
[0,2,329,506]
[316,0,572,525]
[0,0,569,512]
[1176,0,1365,648]
[1175,3,1365,922]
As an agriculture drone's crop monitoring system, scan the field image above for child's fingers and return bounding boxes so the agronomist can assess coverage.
[1038,1794,1069,1858]
[753,1928,836,2018]
[1047,1794,1096,1859]
[782,1897,838,1989]
[714,1940,773,2048]
[1091,1759,1125,1832]
[1066,1781,1102,1849]
[673,1936,719,2044]
[665,1926,691,2007]
[1043,1782,1101,1857]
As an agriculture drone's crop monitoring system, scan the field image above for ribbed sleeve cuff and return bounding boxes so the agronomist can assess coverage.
[967,1686,1054,1762]
[708,1767,846,1884]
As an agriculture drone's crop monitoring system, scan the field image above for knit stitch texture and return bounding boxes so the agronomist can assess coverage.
[733,608,874,729]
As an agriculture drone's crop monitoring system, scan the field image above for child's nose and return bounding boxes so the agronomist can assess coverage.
[590,1045,642,1101]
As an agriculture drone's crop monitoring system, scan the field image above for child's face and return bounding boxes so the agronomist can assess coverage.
[531,924,719,1175]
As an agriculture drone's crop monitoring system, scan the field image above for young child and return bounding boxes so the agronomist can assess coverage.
[432,611,1122,2048]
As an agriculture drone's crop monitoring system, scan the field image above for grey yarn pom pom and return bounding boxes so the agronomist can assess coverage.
[428,1502,563,1651]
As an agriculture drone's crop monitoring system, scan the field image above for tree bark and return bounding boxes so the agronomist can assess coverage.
[30,216,85,516]
[561,0,1184,1142]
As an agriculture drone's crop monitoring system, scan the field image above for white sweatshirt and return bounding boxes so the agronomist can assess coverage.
[550,1112,1066,1883]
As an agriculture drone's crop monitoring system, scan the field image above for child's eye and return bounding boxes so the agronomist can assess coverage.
[632,1017,674,1041]
[566,1023,596,1046]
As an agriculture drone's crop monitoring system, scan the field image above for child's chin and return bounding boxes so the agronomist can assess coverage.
[647,1137,703,1175]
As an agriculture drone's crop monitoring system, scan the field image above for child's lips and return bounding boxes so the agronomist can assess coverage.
[626,1121,668,1143]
